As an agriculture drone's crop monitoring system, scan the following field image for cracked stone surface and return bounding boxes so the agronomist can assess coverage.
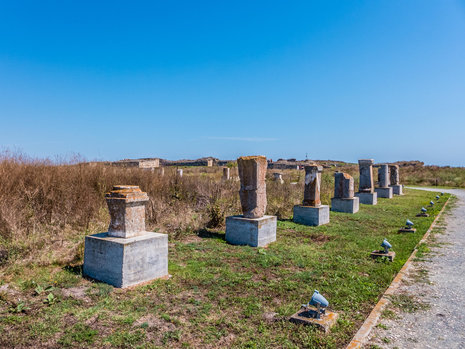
[367,187,465,349]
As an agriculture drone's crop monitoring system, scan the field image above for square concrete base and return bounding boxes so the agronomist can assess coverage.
[375,187,393,199]
[293,205,330,226]
[390,184,403,195]
[398,228,416,233]
[370,250,395,262]
[331,197,359,214]
[83,232,168,288]
[290,307,339,333]
[225,215,277,247]
[355,192,378,205]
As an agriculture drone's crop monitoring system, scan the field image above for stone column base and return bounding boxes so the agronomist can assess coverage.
[390,184,403,195]
[355,192,378,205]
[225,215,277,247]
[83,232,168,288]
[293,205,330,226]
[375,187,393,198]
[331,197,359,214]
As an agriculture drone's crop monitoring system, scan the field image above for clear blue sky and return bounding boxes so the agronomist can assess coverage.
[1,1,464,165]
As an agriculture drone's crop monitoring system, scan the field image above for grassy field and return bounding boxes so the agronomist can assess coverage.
[0,189,449,348]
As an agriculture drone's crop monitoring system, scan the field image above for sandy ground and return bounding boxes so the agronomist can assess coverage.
[367,188,465,349]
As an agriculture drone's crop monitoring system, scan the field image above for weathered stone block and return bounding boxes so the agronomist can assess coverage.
[225,215,276,247]
[333,172,354,199]
[237,156,267,218]
[390,184,403,195]
[389,164,400,185]
[273,172,284,184]
[331,197,359,214]
[83,232,168,288]
[377,164,390,188]
[358,159,375,193]
[303,165,322,206]
[106,185,149,238]
[375,187,393,199]
[355,192,378,205]
[222,167,230,180]
[293,205,330,226]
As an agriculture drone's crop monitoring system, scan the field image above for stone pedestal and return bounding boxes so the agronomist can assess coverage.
[237,156,267,218]
[331,197,359,214]
[225,215,277,247]
[83,185,168,288]
[355,192,377,205]
[222,167,230,180]
[83,232,168,288]
[273,172,284,184]
[390,184,403,195]
[375,187,393,199]
[293,205,330,226]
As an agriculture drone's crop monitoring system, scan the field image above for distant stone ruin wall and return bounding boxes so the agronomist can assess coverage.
[112,159,160,169]
[161,158,219,167]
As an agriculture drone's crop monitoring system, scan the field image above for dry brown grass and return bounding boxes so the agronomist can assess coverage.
[0,154,340,270]
[1,152,461,271]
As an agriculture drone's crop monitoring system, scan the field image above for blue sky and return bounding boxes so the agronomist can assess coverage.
[1,1,464,165]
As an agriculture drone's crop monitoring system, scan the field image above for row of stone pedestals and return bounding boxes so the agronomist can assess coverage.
[83,156,404,288]
[356,160,403,204]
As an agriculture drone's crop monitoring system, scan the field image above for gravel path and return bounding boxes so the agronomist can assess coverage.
[367,187,465,349]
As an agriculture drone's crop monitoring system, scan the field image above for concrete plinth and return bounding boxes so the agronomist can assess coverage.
[331,197,359,214]
[225,215,276,247]
[293,205,330,226]
[355,192,378,205]
[375,187,393,199]
[390,184,403,195]
[290,307,339,333]
[83,232,168,288]
[370,250,395,262]
[398,228,416,234]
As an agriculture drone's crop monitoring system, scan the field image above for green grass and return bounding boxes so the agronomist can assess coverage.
[0,189,450,348]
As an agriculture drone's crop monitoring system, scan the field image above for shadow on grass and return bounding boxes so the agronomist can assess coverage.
[63,264,83,275]
[196,228,225,241]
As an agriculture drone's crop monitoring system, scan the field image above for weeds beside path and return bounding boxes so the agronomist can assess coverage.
[367,188,465,348]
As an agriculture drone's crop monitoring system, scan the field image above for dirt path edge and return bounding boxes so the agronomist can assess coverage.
[345,195,450,349]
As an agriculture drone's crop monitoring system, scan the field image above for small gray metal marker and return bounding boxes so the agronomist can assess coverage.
[399,219,416,233]
[290,290,339,333]
[416,207,429,217]
[370,238,395,262]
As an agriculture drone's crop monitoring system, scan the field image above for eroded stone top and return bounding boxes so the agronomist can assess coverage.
[358,159,374,166]
[105,185,149,202]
